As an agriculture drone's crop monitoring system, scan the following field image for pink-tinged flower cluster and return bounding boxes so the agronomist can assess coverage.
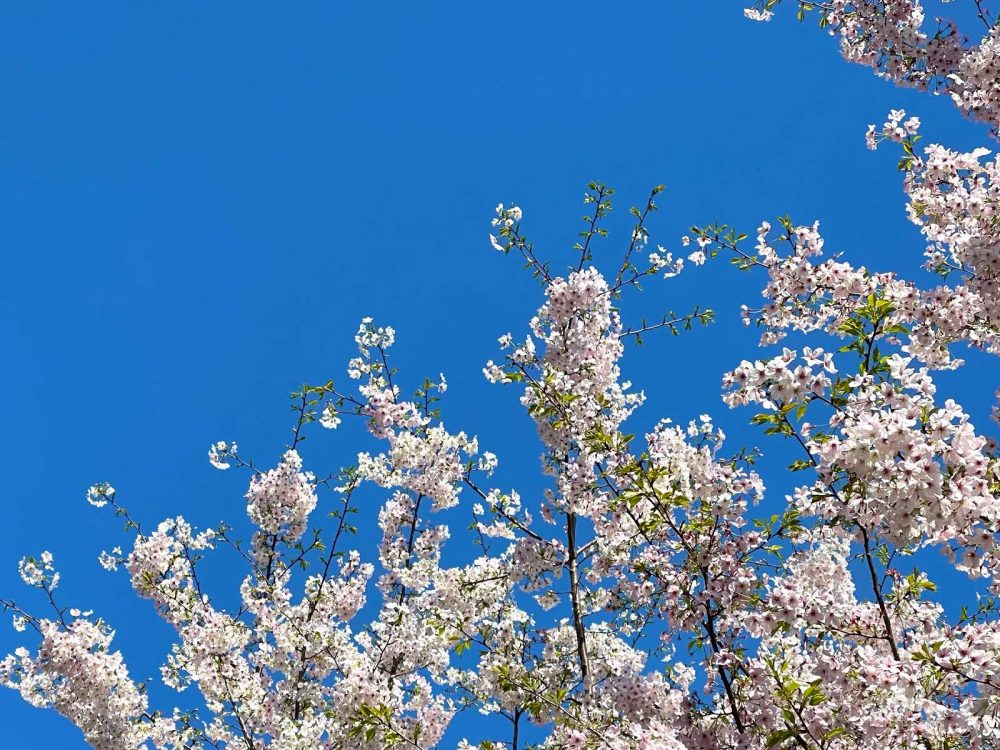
[359,424,477,511]
[732,529,1000,747]
[868,113,1000,352]
[526,267,641,455]
[950,25,1000,135]
[725,346,1000,565]
[745,1,1000,134]
[717,216,999,369]
[245,449,317,546]
[126,516,216,624]
[0,619,149,750]
[724,347,838,410]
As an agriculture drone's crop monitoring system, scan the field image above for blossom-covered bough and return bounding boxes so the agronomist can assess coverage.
[4,5,1000,750]
[745,0,1000,136]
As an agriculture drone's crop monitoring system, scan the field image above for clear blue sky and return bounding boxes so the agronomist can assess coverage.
[1,2,997,746]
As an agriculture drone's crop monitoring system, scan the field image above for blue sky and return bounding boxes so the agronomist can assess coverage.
[1,1,998,746]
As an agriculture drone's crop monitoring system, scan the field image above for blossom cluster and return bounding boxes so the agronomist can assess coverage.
[746,0,1000,134]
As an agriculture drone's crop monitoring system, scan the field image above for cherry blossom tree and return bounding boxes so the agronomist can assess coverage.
[4,4,1000,749]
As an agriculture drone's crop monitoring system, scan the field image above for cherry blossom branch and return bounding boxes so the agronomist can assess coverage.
[565,512,592,697]
[577,182,611,272]
[617,308,713,339]
[860,525,902,661]
[0,597,41,635]
[613,184,663,289]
